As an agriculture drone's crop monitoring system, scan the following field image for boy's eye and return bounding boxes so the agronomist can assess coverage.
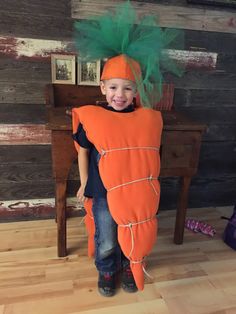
[109,86,116,90]
[125,87,132,91]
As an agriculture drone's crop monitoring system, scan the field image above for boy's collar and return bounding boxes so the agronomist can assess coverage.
[98,102,134,113]
[106,104,134,113]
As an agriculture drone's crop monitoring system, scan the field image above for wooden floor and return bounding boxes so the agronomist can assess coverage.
[0,206,236,314]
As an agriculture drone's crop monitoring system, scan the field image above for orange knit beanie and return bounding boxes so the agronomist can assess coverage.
[101,54,141,82]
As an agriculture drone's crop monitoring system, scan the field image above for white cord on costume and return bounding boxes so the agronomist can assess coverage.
[142,265,154,280]
[108,175,159,192]
[108,176,151,191]
[99,145,159,282]
[79,214,94,226]
[78,216,85,226]
[129,258,154,280]
[149,178,159,196]
[119,216,156,258]
[100,146,159,156]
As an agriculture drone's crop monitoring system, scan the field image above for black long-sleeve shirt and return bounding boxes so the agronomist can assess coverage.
[72,104,134,198]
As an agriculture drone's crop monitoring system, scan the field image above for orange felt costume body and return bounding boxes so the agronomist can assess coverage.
[72,105,163,290]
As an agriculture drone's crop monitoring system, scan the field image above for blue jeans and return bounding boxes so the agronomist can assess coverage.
[92,197,129,275]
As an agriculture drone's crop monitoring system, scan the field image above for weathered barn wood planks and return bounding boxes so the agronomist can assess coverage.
[0,197,83,221]
[0,145,53,202]
[0,37,74,60]
[0,104,47,123]
[0,145,52,163]
[174,107,236,124]
[175,89,236,107]
[0,12,73,39]
[167,70,236,89]
[0,0,71,17]
[0,36,217,68]
[72,0,236,33]
[0,82,47,104]
[0,125,51,145]
[0,163,53,183]
[187,0,236,9]
[0,58,51,82]
[0,0,235,218]
[0,182,55,202]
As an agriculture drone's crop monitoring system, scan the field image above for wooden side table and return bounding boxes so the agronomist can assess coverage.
[46,106,206,257]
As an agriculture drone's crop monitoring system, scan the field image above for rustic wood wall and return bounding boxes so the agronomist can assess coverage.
[0,0,236,220]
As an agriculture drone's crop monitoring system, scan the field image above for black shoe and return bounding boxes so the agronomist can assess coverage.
[121,265,138,293]
[98,272,116,297]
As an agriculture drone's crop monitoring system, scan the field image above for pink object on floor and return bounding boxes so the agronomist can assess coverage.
[185,218,216,237]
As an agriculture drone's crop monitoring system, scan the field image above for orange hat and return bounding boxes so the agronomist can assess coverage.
[101,54,141,82]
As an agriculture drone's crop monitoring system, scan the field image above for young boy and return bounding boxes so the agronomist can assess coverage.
[72,0,183,298]
[72,54,163,297]
[74,56,143,297]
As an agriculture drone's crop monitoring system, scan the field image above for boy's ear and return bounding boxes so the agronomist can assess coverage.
[100,81,106,95]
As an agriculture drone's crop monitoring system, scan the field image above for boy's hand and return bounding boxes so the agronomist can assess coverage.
[76,186,87,203]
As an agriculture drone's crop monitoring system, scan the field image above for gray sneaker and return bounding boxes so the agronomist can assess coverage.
[98,272,116,297]
[121,266,138,293]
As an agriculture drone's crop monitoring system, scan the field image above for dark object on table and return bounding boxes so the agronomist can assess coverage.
[187,0,236,9]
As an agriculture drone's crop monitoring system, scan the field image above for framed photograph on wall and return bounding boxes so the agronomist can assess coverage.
[77,60,101,86]
[51,54,76,84]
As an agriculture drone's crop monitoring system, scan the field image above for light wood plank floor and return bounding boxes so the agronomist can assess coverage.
[0,206,236,314]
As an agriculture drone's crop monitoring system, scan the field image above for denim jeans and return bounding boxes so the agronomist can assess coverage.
[92,197,129,275]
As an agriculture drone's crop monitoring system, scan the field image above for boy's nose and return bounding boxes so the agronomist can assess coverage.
[116,88,124,97]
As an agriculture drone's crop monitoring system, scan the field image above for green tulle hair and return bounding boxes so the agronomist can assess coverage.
[74,1,184,107]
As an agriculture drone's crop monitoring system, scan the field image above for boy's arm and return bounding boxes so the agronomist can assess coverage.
[77,146,89,203]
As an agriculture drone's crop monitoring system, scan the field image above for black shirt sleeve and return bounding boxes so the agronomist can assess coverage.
[72,123,92,149]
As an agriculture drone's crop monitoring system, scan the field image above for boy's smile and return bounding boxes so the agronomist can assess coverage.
[100,78,137,111]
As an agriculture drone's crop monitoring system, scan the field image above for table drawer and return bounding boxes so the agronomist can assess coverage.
[161,131,202,169]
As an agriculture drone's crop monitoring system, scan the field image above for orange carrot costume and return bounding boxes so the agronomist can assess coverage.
[72,105,163,290]
[73,1,183,291]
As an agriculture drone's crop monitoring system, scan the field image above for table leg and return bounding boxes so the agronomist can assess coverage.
[55,180,67,257]
[174,176,192,244]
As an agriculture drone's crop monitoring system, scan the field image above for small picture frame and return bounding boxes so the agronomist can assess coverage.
[51,54,76,84]
[77,60,101,86]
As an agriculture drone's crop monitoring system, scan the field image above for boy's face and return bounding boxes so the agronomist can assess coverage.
[100,78,137,111]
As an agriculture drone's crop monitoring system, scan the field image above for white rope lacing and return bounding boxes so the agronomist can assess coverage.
[79,214,93,226]
[100,145,159,282]
[80,214,94,236]
[149,179,159,196]
[108,175,158,281]
[142,265,154,280]
[100,146,159,156]
[78,216,85,227]
[119,216,156,258]
[79,214,93,227]
[102,145,160,194]
[107,175,158,192]
[129,258,154,280]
